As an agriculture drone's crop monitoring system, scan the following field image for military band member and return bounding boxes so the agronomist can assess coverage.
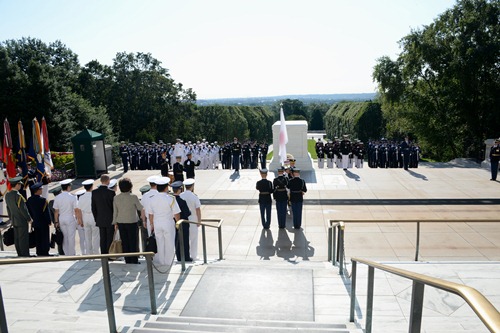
[273,166,289,229]
[340,135,351,170]
[256,169,273,229]
[287,169,307,229]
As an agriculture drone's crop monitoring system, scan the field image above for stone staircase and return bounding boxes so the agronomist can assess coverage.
[128,316,362,332]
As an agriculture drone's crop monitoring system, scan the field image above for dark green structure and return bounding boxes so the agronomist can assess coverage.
[71,129,108,178]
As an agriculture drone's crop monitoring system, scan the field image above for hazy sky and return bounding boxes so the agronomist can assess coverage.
[0,0,457,99]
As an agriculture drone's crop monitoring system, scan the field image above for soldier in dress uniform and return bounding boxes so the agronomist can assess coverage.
[231,138,242,171]
[340,135,351,170]
[26,182,52,256]
[259,142,268,169]
[287,169,307,229]
[119,142,129,173]
[400,136,411,170]
[255,169,273,229]
[326,141,334,168]
[490,138,500,181]
[5,176,32,257]
[171,181,192,262]
[53,179,78,256]
[273,166,289,229]
[184,152,196,179]
[317,147,325,168]
[173,156,184,181]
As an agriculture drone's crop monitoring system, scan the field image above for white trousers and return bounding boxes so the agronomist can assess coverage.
[342,155,349,169]
[189,224,199,260]
[327,158,334,168]
[318,158,324,168]
[154,222,175,265]
[83,214,100,255]
[77,224,86,255]
[60,218,77,256]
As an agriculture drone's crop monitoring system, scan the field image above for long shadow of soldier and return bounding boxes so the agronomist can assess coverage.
[229,171,240,182]
[407,169,428,181]
[275,229,293,262]
[256,229,275,260]
[291,229,315,261]
[344,169,361,182]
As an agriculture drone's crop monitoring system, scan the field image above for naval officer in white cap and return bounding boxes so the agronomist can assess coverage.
[180,178,202,260]
[53,179,78,255]
[148,177,180,266]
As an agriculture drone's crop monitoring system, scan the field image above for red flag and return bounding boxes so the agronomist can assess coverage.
[3,118,16,189]
[41,117,53,176]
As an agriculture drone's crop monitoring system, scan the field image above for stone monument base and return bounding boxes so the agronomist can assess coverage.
[268,120,314,171]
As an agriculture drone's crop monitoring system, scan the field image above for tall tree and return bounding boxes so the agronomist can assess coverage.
[373,0,500,160]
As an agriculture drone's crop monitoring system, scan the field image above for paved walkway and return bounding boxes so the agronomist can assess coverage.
[0,161,499,332]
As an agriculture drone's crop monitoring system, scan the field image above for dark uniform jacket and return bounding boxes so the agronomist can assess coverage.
[272,175,288,202]
[91,185,115,227]
[26,195,51,228]
[256,179,273,204]
[287,177,307,203]
[184,159,196,179]
[5,190,31,227]
[173,162,184,181]
[490,145,500,162]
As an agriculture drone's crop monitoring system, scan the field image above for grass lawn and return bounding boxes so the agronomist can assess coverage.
[266,139,319,160]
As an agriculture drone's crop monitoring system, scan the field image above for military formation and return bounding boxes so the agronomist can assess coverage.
[313,136,421,170]
[119,138,269,173]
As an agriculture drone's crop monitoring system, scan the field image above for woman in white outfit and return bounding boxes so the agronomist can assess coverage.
[148,177,180,266]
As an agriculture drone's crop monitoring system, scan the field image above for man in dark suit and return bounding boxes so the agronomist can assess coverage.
[91,174,115,254]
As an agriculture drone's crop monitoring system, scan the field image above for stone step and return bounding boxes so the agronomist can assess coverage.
[127,315,360,333]
[156,315,348,329]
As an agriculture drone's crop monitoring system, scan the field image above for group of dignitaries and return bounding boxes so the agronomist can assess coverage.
[255,159,307,230]
[119,138,269,173]
[314,135,421,171]
[4,174,201,266]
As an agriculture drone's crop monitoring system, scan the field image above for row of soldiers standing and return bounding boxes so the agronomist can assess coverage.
[119,139,269,173]
[315,136,365,169]
[366,138,421,169]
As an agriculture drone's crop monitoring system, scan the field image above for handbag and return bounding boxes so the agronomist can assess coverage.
[51,226,64,249]
[145,232,157,253]
[29,227,36,248]
[3,226,14,246]
[108,229,123,255]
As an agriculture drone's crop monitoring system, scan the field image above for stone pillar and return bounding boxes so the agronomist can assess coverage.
[269,120,314,171]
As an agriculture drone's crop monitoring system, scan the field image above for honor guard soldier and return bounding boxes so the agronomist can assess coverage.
[490,138,500,181]
[173,156,184,181]
[400,136,411,170]
[184,152,196,179]
[287,169,307,229]
[317,147,325,168]
[273,166,289,229]
[340,135,352,170]
[288,159,297,178]
[256,169,274,229]
[231,138,242,171]
[5,176,32,257]
[26,182,52,256]
[119,142,129,172]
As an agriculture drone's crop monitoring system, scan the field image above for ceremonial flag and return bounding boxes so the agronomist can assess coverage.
[41,117,53,176]
[3,119,16,188]
[0,165,6,196]
[31,117,45,182]
[17,120,29,183]
[278,104,288,166]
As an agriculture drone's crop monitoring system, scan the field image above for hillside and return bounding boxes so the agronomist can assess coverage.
[197,93,377,106]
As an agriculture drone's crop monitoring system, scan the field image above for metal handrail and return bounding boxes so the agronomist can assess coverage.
[329,219,499,262]
[328,221,345,274]
[350,257,500,333]
[0,252,156,333]
[175,218,224,271]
